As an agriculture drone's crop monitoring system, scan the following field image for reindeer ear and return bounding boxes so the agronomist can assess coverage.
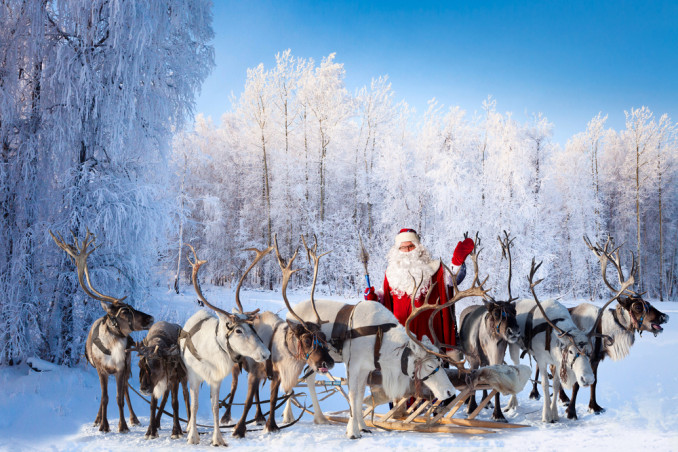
[617,297,632,309]
[100,300,113,313]
[286,319,304,335]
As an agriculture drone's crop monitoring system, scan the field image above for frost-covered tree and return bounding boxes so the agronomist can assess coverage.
[0,0,214,365]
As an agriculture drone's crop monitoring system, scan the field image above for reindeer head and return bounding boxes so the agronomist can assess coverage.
[137,344,183,397]
[404,336,455,400]
[186,244,270,364]
[50,229,154,336]
[618,296,669,336]
[557,330,595,390]
[286,321,334,373]
[483,300,520,344]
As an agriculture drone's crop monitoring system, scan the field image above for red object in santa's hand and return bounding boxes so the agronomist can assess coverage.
[452,238,475,266]
[364,286,377,301]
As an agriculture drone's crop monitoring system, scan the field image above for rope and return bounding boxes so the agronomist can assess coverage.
[128,384,304,433]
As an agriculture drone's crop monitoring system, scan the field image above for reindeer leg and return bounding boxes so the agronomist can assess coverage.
[254,382,266,425]
[233,374,258,438]
[210,382,227,446]
[565,382,580,420]
[116,375,130,433]
[492,391,507,422]
[146,395,159,438]
[539,363,554,423]
[282,396,294,423]
[482,389,493,409]
[181,379,190,426]
[505,344,521,411]
[170,381,183,439]
[221,365,238,425]
[265,376,282,433]
[97,372,110,432]
[466,391,478,415]
[549,370,561,423]
[346,370,367,439]
[155,389,170,431]
[306,372,329,424]
[588,359,605,414]
[559,386,571,406]
[529,367,541,400]
[186,382,200,445]
[125,385,140,426]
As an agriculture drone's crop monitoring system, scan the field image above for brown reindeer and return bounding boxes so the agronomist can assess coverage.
[230,235,334,438]
[50,229,154,433]
[136,321,190,439]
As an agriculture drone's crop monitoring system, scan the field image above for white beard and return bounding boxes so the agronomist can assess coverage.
[385,244,438,297]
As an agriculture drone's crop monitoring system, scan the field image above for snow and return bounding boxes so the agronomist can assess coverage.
[1,287,676,451]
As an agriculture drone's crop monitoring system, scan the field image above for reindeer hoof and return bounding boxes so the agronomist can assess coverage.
[589,405,605,414]
[232,425,246,438]
[314,416,330,425]
[528,390,540,400]
[567,411,578,420]
[361,428,372,434]
[130,416,140,426]
[99,423,110,433]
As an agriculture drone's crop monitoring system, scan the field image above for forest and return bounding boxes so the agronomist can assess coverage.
[1,1,676,367]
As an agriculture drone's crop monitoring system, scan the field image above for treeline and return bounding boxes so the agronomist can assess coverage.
[172,50,678,307]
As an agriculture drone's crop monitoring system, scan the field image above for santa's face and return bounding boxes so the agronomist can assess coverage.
[399,241,416,253]
[386,242,435,296]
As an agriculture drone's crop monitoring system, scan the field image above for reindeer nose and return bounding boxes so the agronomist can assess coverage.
[662,314,669,323]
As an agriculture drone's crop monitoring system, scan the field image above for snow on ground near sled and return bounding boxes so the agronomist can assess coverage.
[1,287,677,451]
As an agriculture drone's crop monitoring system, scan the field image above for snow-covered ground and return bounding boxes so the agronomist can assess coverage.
[1,286,676,451]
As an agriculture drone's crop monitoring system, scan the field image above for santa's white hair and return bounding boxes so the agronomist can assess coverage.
[385,242,437,297]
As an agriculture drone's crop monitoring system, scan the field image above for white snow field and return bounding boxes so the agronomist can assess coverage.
[1,287,676,451]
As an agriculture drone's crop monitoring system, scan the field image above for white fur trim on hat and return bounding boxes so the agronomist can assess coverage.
[395,229,420,247]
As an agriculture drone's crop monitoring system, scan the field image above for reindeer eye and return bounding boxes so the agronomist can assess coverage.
[235,328,243,335]
[633,305,642,312]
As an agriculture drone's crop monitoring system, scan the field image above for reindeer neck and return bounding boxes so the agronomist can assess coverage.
[613,305,635,333]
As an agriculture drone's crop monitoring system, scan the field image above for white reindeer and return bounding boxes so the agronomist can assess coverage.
[507,259,597,423]
[180,245,270,446]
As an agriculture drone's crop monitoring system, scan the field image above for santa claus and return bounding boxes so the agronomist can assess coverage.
[364,228,475,348]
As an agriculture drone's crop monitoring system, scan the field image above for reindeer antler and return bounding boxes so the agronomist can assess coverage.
[185,244,239,319]
[498,230,518,303]
[583,235,637,346]
[301,234,331,325]
[234,245,274,314]
[50,229,127,305]
[273,234,307,328]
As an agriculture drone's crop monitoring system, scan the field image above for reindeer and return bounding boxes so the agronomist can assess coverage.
[454,231,520,422]
[135,321,190,439]
[287,238,491,439]
[552,236,668,419]
[50,229,154,433]
[228,235,335,437]
[179,245,270,446]
[506,257,633,423]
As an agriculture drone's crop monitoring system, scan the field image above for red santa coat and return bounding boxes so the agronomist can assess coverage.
[379,262,456,347]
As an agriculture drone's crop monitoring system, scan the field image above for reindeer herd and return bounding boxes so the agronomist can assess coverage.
[49,228,669,445]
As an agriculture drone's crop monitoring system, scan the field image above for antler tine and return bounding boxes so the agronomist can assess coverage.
[50,228,123,305]
[498,230,516,302]
[527,258,580,350]
[273,234,307,328]
[185,244,231,317]
[234,245,274,314]
[587,246,637,340]
[583,235,619,294]
[300,234,331,325]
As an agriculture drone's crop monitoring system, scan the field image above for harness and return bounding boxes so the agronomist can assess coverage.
[399,346,441,382]
[179,316,251,364]
[265,322,284,380]
[330,303,397,370]
[522,305,565,353]
[91,315,128,357]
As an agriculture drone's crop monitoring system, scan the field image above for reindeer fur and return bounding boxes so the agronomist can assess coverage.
[180,310,270,446]
[288,299,456,439]
[507,299,595,423]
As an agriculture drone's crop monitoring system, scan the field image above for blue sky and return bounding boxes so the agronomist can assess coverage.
[195,0,678,146]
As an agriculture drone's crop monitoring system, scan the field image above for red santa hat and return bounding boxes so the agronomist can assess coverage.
[394,228,420,247]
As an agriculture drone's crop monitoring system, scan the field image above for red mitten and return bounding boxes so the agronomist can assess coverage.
[364,287,378,301]
[452,238,475,266]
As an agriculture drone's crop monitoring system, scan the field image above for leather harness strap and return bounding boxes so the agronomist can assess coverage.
[523,305,564,353]
[330,303,396,369]
[179,316,210,361]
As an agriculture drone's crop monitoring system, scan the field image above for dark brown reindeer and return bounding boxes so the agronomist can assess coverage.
[50,229,154,433]
[454,231,520,422]
[135,321,190,439]
[229,235,334,438]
